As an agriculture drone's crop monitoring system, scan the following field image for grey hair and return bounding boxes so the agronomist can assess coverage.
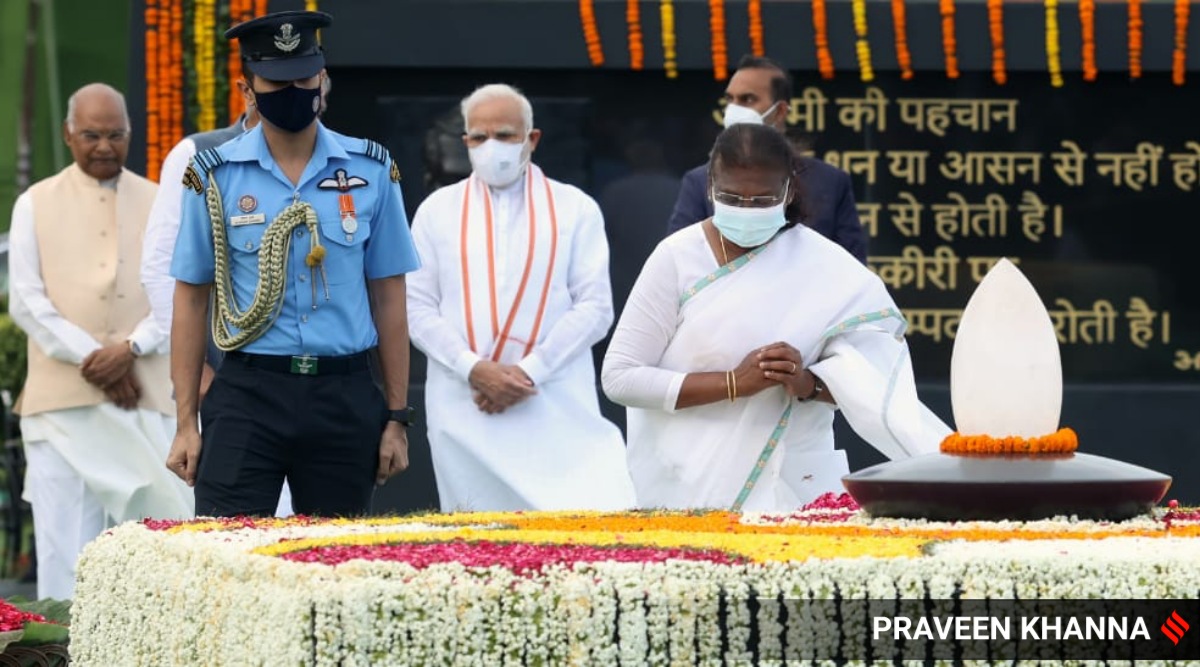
[65,83,130,131]
[460,84,533,133]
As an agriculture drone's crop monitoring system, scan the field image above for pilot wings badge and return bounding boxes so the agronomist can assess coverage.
[274,23,301,53]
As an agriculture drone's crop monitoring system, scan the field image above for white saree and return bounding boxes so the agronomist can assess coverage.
[602,223,950,512]
[409,165,636,512]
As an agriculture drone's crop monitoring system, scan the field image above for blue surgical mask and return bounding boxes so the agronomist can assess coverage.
[711,187,788,248]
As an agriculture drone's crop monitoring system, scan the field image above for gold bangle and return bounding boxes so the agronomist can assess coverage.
[725,370,733,403]
[730,370,738,401]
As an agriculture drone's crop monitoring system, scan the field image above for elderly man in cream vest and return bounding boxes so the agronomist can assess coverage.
[7,83,192,600]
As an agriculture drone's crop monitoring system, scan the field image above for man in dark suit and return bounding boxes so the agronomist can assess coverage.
[665,56,867,263]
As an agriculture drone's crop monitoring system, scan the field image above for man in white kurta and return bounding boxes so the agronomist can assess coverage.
[8,84,192,599]
[407,84,635,512]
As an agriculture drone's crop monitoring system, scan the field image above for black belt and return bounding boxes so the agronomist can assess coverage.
[226,350,371,376]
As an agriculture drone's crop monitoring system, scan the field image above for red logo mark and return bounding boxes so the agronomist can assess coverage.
[1162,610,1190,645]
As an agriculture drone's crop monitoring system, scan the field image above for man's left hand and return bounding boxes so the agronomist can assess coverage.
[376,422,409,485]
[82,343,136,388]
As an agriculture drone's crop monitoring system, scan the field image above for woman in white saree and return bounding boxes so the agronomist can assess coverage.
[602,124,948,512]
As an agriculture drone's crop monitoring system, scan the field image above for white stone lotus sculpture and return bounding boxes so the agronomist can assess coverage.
[950,258,1062,439]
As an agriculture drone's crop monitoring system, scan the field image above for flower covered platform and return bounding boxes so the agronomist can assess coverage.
[71,495,1200,665]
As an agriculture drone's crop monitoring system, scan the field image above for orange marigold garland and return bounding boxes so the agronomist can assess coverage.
[987,0,1007,84]
[145,0,162,179]
[1174,0,1190,86]
[660,0,678,79]
[748,0,765,57]
[1079,0,1097,82]
[939,0,960,79]
[228,0,250,123]
[626,0,645,70]
[1129,0,1143,79]
[851,0,875,82]
[891,0,914,80]
[941,428,1079,456]
[812,0,835,80]
[579,0,604,67]
[1045,0,1064,87]
[708,0,728,80]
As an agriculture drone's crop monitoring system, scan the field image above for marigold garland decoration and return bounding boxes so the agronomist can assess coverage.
[748,0,765,57]
[851,0,875,82]
[941,428,1079,456]
[660,0,678,79]
[1079,0,1097,82]
[579,0,604,66]
[1129,0,1143,79]
[1045,0,1064,87]
[891,0,914,80]
[194,0,219,131]
[987,0,1007,84]
[228,0,252,121]
[626,0,644,70]
[812,0,835,80]
[708,0,728,80]
[1174,0,1190,86]
[939,0,960,79]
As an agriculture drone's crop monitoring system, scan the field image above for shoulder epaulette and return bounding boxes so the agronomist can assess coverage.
[192,147,227,174]
[182,147,228,194]
[355,139,389,165]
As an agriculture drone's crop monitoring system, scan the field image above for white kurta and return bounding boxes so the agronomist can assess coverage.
[9,183,194,599]
[602,223,950,512]
[407,166,636,512]
[140,136,196,336]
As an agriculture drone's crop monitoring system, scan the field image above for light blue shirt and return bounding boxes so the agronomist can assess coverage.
[171,123,420,356]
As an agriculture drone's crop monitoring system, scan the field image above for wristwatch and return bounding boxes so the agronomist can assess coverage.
[387,407,416,427]
[127,339,143,358]
[801,373,825,402]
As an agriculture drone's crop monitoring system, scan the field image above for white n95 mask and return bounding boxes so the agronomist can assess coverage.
[469,139,528,187]
[722,102,778,129]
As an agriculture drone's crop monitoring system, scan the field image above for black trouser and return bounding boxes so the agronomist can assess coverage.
[195,350,387,517]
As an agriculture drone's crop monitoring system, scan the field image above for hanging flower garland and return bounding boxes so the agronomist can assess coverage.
[812,0,834,80]
[579,0,604,66]
[1045,0,1064,87]
[145,0,162,179]
[627,0,644,70]
[183,0,197,131]
[1079,0,1097,82]
[748,0,764,57]
[851,0,875,82]
[227,0,249,122]
[939,0,960,79]
[194,0,219,131]
[1174,0,1190,86]
[708,0,728,80]
[213,0,229,125]
[660,0,678,79]
[987,0,1007,84]
[891,0,914,80]
[1129,0,1143,79]
[146,0,185,178]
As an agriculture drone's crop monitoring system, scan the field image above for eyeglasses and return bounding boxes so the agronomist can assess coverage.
[711,182,789,208]
[463,130,527,148]
[75,130,131,145]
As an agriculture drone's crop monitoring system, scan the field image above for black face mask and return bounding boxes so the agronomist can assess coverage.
[253,83,321,133]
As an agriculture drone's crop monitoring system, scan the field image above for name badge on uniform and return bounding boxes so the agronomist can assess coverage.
[230,213,267,226]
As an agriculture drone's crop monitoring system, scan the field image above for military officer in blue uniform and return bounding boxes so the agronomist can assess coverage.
[167,10,421,517]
